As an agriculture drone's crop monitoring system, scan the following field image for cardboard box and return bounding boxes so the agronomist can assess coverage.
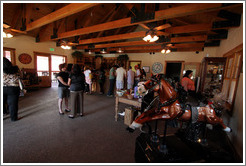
[124,107,134,126]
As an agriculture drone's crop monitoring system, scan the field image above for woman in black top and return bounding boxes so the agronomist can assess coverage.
[98,66,106,94]
[57,63,70,115]
[3,57,21,121]
[67,64,85,118]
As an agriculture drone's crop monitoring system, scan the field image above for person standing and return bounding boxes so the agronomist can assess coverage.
[116,63,126,90]
[57,63,70,115]
[127,66,135,90]
[134,65,141,87]
[98,66,106,94]
[181,70,195,92]
[107,65,117,97]
[3,57,21,121]
[84,66,92,94]
[67,64,85,118]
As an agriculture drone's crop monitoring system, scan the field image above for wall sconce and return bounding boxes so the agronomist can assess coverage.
[88,50,92,54]
[3,31,13,38]
[143,29,159,42]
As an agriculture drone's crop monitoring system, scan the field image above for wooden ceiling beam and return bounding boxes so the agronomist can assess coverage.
[170,35,207,43]
[90,43,204,52]
[76,35,207,49]
[166,23,212,34]
[97,5,119,38]
[122,47,204,53]
[171,43,204,48]
[79,31,145,45]
[26,3,100,31]
[77,41,155,49]
[55,3,224,40]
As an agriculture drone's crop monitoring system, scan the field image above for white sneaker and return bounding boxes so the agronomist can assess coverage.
[118,112,125,116]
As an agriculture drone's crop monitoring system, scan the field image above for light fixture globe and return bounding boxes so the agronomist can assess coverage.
[143,29,159,42]
[161,49,166,54]
[166,49,171,54]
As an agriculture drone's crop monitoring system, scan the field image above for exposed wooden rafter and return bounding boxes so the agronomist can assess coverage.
[54,3,224,40]
[26,3,100,31]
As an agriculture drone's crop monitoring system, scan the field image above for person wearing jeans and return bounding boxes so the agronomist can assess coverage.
[107,65,117,97]
[3,57,21,121]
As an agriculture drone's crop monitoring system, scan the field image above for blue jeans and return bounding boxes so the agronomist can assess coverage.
[107,79,115,95]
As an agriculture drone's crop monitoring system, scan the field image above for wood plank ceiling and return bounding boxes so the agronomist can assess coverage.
[3,2,243,54]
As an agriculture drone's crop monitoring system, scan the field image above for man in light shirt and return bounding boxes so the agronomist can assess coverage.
[115,63,126,90]
[127,66,135,90]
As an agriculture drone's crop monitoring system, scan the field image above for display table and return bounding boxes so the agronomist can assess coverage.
[115,96,141,121]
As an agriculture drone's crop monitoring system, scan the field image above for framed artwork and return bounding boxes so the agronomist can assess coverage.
[143,66,150,73]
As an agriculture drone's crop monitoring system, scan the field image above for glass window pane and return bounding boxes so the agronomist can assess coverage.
[37,56,49,71]
[51,55,65,71]
[222,79,230,97]
[4,50,11,62]
[228,81,236,104]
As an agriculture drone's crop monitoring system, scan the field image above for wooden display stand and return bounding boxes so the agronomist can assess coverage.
[115,96,141,121]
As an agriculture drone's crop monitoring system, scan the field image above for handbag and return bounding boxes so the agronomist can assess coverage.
[18,78,24,90]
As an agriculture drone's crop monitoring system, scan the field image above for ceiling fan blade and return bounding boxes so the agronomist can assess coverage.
[3,23,11,29]
[68,42,78,46]
[10,28,27,34]
[166,43,173,47]
[154,23,171,31]
[156,31,169,36]
[139,23,150,30]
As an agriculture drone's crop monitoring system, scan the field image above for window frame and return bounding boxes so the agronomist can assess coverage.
[222,44,243,115]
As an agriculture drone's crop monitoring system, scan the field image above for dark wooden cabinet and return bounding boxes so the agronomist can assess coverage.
[199,57,227,93]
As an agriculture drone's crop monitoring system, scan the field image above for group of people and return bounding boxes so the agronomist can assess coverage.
[3,55,196,122]
[107,64,146,97]
[57,63,107,118]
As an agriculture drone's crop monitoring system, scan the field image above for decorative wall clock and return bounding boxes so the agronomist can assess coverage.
[152,62,163,73]
[18,53,32,64]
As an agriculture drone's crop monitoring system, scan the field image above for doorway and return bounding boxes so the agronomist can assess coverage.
[35,52,66,87]
[165,61,184,82]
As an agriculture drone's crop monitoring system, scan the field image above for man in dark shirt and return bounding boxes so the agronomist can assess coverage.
[57,63,70,115]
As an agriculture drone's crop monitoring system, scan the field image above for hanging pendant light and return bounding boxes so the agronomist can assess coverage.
[161,44,171,54]
[143,29,159,42]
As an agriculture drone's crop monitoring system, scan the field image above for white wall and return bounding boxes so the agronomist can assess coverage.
[3,35,74,69]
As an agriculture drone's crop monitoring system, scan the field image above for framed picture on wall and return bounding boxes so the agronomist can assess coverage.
[143,66,150,73]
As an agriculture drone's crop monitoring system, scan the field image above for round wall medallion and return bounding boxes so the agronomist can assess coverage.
[19,53,32,64]
[152,62,163,73]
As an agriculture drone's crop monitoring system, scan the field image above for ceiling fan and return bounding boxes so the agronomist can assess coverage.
[3,22,27,37]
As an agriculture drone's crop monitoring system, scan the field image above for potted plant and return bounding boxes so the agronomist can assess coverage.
[71,51,83,58]
[117,54,129,61]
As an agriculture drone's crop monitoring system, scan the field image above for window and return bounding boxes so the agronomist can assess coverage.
[3,47,16,65]
[222,44,243,115]
[51,55,65,82]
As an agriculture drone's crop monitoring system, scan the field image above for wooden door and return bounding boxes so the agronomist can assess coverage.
[34,52,51,87]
